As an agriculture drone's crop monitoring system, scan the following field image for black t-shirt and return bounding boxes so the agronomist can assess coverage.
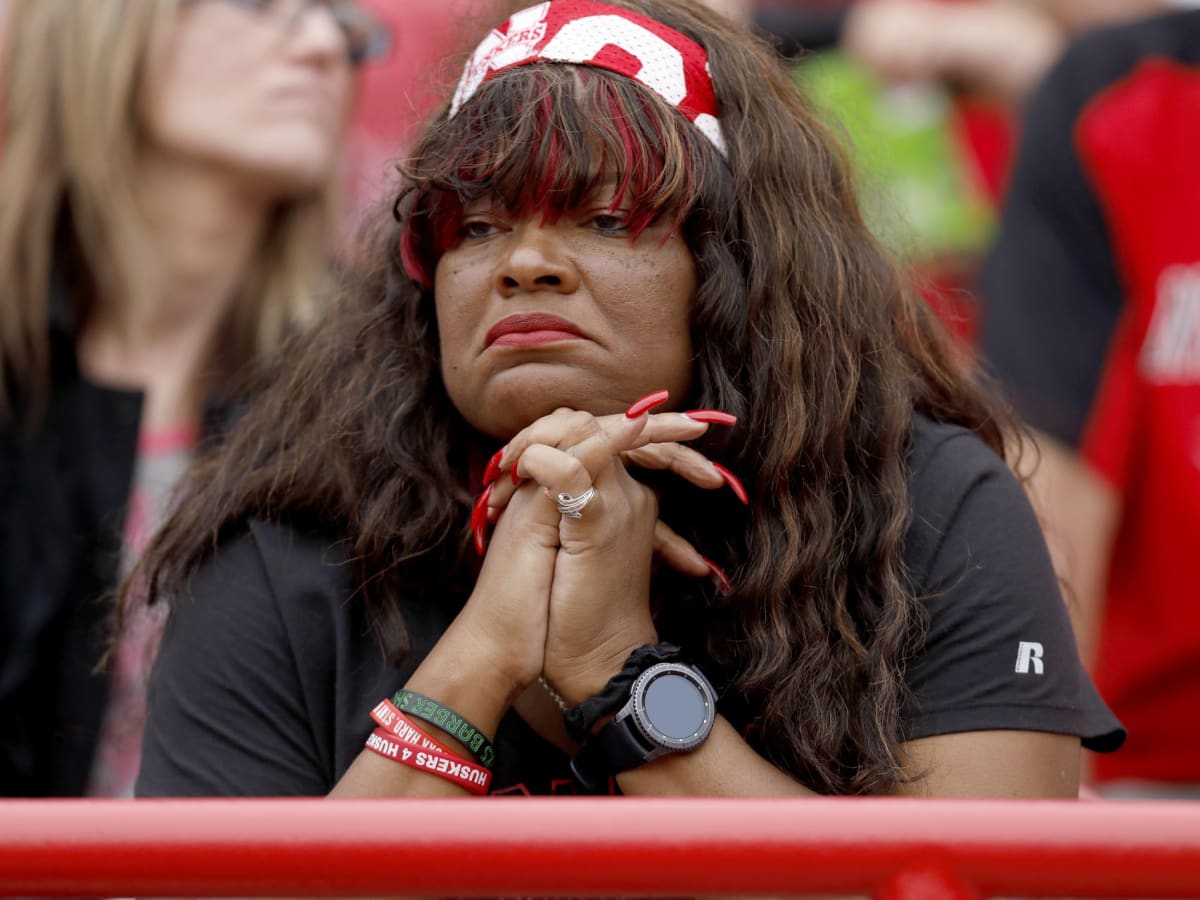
[136,416,1123,797]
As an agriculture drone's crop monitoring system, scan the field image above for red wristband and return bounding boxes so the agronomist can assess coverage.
[370,699,449,753]
[364,728,492,795]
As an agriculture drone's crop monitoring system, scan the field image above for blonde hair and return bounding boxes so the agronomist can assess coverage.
[0,0,337,426]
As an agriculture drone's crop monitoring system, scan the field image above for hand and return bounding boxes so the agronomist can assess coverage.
[450,470,561,695]
[482,406,735,574]
[477,393,743,700]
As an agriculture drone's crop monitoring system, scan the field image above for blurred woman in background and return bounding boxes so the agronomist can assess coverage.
[0,0,386,797]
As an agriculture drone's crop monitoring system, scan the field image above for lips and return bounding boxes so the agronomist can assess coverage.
[484,313,588,348]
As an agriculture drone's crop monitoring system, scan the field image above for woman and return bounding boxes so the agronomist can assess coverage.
[0,0,387,797]
[132,0,1122,800]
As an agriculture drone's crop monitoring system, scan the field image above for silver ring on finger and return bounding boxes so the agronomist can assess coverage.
[555,486,597,519]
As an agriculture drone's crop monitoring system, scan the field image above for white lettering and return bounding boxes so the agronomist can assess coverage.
[372,702,396,726]
[1141,262,1200,383]
[401,747,413,762]
[451,3,551,115]
[1015,641,1044,675]
[489,5,548,68]
[394,719,442,751]
[366,733,399,758]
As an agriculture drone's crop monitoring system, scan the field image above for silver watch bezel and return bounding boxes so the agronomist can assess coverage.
[619,662,717,754]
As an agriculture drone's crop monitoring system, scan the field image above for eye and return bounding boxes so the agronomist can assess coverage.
[459,219,500,241]
[587,213,631,235]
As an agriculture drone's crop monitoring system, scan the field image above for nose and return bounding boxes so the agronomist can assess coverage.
[496,223,581,297]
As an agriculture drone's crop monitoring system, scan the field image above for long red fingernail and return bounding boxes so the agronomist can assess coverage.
[472,485,493,556]
[483,447,506,486]
[701,556,734,596]
[511,452,523,485]
[471,483,494,533]
[625,389,670,419]
[712,462,748,505]
[683,410,737,426]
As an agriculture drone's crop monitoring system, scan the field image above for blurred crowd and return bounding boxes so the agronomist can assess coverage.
[2,0,1198,801]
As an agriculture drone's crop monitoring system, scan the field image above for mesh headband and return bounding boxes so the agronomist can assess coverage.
[450,0,727,157]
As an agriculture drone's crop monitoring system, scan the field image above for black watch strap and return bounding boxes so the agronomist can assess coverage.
[569,715,652,793]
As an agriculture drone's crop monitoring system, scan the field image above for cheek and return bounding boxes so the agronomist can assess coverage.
[607,245,695,390]
[656,248,698,385]
[641,244,696,338]
[433,256,477,366]
[143,47,251,151]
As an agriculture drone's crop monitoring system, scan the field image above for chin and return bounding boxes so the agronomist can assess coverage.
[235,135,340,198]
[258,159,334,197]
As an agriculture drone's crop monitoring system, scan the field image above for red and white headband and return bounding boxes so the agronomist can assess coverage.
[450,0,727,158]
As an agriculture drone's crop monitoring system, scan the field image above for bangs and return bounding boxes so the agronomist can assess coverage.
[399,64,708,287]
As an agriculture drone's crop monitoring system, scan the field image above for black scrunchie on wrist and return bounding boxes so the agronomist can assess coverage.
[562,642,682,743]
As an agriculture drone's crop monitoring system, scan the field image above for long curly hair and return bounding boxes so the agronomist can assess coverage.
[132,0,1012,795]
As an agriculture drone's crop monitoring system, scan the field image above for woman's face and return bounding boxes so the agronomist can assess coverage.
[140,0,355,197]
[435,185,697,439]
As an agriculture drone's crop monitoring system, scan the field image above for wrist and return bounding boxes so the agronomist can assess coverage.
[557,642,682,745]
[405,623,526,754]
[569,660,719,793]
[552,648,657,710]
[550,627,658,705]
[439,613,535,703]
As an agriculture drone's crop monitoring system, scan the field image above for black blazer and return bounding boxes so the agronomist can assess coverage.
[0,286,234,796]
[0,313,142,795]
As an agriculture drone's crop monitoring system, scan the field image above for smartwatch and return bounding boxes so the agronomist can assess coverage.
[569,662,718,792]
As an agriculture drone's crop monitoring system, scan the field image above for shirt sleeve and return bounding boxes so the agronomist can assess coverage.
[136,528,330,797]
[902,431,1125,752]
[978,36,1127,450]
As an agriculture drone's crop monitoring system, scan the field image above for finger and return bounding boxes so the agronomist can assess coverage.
[653,521,735,596]
[622,442,726,490]
[559,411,651,485]
[491,391,726,486]
[485,407,605,492]
[515,443,598,509]
[653,519,708,577]
[561,409,738,499]
[473,484,559,593]
[574,409,736,461]
[483,409,598,511]
[489,397,736,517]
[488,418,611,514]
[481,409,589,492]
[509,414,653,499]
[488,409,706,512]
[515,441,661,535]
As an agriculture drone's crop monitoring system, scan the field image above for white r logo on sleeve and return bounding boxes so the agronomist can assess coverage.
[1015,641,1044,675]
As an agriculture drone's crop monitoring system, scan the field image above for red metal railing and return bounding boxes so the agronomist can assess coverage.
[2,797,1199,898]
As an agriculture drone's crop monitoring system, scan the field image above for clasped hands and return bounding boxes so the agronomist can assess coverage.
[455,390,743,707]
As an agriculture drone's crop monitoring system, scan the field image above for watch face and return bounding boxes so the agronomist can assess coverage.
[645,673,707,739]
[632,663,716,751]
